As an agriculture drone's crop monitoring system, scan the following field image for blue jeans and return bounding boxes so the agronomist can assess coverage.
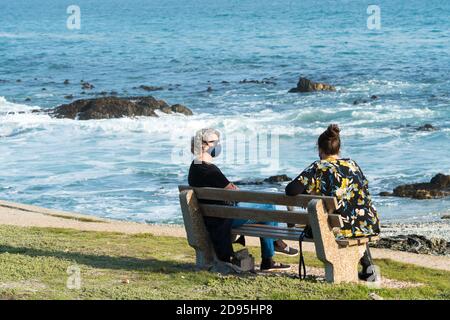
[232,203,277,259]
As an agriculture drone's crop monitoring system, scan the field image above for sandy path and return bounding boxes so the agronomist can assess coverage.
[1,200,449,272]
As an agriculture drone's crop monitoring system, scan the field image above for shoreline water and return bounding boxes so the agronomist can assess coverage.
[1,199,448,271]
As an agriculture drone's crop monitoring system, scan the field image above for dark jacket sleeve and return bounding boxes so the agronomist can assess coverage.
[285,161,317,196]
[285,175,306,196]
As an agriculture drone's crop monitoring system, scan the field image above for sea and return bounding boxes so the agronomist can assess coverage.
[1,0,449,224]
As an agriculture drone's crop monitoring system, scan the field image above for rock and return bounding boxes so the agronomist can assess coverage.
[235,174,292,186]
[371,95,379,100]
[390,173,450,199]
[42,88,46,91]
[379,192,393,197]
[64,95,74,100]
[206,86,213,92]
[170,104,193,116]
[50,96,193,120]
[25,97,31,102]
[16,79,22,83]
[239,78,276,85]
[289,77,336,93]
[441,215,450,220]
[353,98,369,105]
[416,124,438,131]
[64,79,70,85]
[371,234,449,255]
[138,85,163,91]
[81,82,94,90]
[264,174,292,183]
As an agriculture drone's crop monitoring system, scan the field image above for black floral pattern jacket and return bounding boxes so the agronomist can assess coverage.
[286,158,381,238]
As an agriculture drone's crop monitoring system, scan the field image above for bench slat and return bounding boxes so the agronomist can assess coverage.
[336,236,379,247]
[199,204,310,225]
[198,204,343,228]
[179,185,338,212]
[231,224,314,242]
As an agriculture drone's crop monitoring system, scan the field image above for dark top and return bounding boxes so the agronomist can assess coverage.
[188,161,233,262]
[285,158,380,238]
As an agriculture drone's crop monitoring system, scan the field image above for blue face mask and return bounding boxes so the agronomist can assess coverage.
[207,141,222,157]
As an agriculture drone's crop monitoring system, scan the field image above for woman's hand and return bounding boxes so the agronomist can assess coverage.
[225,183,239,190]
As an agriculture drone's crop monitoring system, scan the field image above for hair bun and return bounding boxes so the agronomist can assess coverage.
[326,124,340,137]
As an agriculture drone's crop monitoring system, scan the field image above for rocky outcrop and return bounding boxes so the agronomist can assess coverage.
[235,174,292,186]
[416,124,438,131]
[50,96,193,120]
[371,234,449,255]
[380,173,450,199]
[353,95,379,105]
[239,78,276,85]
[138,85,163,91]
[288,77,336,93]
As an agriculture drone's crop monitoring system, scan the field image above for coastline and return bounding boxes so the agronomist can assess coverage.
[1,199,449,272]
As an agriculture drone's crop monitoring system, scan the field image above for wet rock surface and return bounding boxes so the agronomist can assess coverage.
[235,174,292,185]
[288,77,336,93]
[371,234,450,255]
[50,96,193,120]
[380,173,450,199]
[137,85,164,91]
[416,124,438,131]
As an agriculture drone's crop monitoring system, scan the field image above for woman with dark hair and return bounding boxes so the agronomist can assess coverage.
[285,124,380,281]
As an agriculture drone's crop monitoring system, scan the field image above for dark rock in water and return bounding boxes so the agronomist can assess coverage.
[288,77,336,93]
[441,215,450,220]
[206,86,213,92]
[416,124,438,131]
[379,191,393,197]
[81,82,94,90]
[371,234,449,255]
[64,95,74,100]
[353,98,369,105]
[42,88,46,91]
[110,91,118,95]
[170,104,193,116]
[25,97,31,102]
[353,95,379,105]
[240,78,276,85]
[221,81,230,84]
[235,174,292,186]
[389,173,450,199]
[64,79,70,85]
[16,79,22,83]
[138,85,163,91]
[264,174,292,183]
[51,96,193,120]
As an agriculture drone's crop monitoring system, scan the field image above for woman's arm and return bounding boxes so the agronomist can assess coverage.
[285,177,306,196]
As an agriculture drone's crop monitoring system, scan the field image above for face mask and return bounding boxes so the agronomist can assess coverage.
[208,141,222,158]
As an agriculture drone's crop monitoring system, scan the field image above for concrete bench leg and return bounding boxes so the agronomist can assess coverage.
[179,190,216,269]
[308,199,365,284]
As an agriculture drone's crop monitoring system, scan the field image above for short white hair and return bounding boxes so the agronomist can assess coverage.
[191,128,220,156]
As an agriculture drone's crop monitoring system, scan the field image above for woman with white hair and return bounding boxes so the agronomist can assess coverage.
[188,128,290,271]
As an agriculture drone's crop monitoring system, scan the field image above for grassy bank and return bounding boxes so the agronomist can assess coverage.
[0,225,448,300]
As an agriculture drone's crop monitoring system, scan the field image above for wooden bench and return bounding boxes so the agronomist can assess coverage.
[178,185,379,283]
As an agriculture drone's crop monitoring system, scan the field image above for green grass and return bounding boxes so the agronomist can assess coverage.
[0,225,448,300]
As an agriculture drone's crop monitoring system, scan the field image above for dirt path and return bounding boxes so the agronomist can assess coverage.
[1,199,449,272]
